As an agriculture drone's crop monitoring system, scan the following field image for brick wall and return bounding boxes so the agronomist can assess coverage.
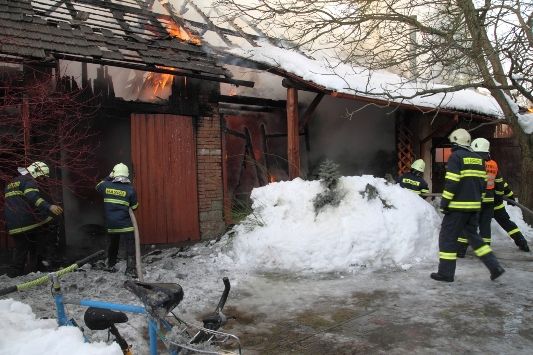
[196,114,226,239]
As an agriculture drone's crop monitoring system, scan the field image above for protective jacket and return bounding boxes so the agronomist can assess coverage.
[494,178,514,210]
[96,178,138,233]
[397,171,429,195]
[440,146,486,212]
[4,174,53,235]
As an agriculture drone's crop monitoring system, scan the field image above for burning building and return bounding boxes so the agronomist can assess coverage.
[0,0,519,258]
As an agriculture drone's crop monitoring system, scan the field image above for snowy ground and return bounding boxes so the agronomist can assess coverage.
[1,176,533,354]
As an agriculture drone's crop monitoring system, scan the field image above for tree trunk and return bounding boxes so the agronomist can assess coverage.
[459,0,533,222]
[515,129,533,224]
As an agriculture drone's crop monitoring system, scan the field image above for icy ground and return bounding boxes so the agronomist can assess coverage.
[1,176,533,354]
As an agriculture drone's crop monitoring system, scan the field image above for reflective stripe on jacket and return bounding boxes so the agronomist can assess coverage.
[4,175,53,235]
[440,147,486,212]
[96,179,138,234]
[397,171,429,195]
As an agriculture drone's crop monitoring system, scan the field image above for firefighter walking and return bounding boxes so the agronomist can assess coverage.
[494,180,530,252]
[431,129,505,282]
[457,138,503,257]
[96,163,139,277]
[4,162,63,277]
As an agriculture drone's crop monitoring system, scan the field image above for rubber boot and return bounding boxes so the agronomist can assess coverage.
[513,234,530,252]
[479,253,505,281]
[125,257,138,278]
[431,259,455,282]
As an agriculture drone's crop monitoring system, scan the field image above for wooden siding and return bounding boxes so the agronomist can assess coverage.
[131,114,199,244]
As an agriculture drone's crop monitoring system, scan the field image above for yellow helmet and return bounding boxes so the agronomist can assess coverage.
[448,128,471,147]
[112,163,129,178]
[27,161,50,178]
[411,159,425,173]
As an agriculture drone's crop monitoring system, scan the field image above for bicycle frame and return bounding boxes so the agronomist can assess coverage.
[0,250,240,355]
[50,272,164,355]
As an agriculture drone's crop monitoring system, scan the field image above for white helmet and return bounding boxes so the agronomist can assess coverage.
[471,138,490,153]
[411,159,425,173]
[112,163,129,178]
[449,128,471,147]
[27,161,50,178]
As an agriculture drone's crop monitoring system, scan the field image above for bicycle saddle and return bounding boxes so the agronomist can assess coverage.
[84,307,128,330]
[124,280,184,318]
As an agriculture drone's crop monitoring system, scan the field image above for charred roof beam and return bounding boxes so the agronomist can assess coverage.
[52,53,255,87]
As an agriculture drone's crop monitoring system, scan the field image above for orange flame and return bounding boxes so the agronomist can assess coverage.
[143,66,182,97]
[166,21,201,45]
[268,174,276,183]
[228,87,238,96]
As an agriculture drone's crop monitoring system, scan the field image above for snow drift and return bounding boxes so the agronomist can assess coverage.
[230,176,441,272]
[0,299,121,355]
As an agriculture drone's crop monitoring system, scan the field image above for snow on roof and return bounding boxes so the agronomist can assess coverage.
[170,0,503,118]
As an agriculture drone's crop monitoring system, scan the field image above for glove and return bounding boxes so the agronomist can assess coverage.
[49,205,63,216]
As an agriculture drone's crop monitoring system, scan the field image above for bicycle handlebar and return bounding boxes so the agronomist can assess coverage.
[215,277,230,313]
[0,250,105,297]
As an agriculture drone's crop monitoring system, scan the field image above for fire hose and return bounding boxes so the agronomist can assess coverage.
[129,208,144,281]
[421,193,533,217]
[0,250,105,297]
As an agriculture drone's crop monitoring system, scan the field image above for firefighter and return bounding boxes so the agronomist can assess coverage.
[4,162,63,277]
[96,163,139,277]
[456,138,503,257]
[431,129,504,282]
[397,159,430,196]
[493,179,530,252]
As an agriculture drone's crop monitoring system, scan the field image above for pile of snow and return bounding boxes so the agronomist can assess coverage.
[0,299,121,355]
[229,176,441,272]
[518,112,533,134]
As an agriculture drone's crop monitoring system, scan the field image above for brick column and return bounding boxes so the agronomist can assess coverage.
[196,114,226,239]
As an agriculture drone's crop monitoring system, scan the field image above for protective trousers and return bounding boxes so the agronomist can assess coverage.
[10,229,49,276]
[493,206,526,244]
[107,232,135,268]
[438,211,501,279]
[457,203,494,256]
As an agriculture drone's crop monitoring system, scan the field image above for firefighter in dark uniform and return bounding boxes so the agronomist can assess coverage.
[397,159,430,196]
[457,138,504,257]
[4,162,63,277]
[493,179,530,251]
[96,163,139,277]
[431,129,505,282]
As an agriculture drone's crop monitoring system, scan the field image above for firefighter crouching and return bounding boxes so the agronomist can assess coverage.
[457,138,503,257]
[431,129,505,282]
[397,159,430,196]
[96,163,139,277]
[4,162,63,277]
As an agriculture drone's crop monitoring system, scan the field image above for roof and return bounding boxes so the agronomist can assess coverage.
[167,0,503,119]
[0,0,252,86]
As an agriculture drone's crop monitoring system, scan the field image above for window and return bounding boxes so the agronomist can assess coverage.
[494,124,513,138]
[435,147,452,163]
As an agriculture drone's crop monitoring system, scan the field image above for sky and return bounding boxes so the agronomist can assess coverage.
[1,175,532,354]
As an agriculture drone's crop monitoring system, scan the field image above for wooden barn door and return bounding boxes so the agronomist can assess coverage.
[131,114,199,244]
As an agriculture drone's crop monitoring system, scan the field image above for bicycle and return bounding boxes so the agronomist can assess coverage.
[0,250,242,355]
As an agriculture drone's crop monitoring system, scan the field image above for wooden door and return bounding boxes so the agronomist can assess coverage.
[131,114,199,244]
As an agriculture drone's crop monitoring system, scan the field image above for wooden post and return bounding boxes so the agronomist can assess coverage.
[287,87,300,179]
[22,96,30,165]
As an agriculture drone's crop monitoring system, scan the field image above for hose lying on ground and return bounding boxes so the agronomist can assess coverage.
[0,250,105,297]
